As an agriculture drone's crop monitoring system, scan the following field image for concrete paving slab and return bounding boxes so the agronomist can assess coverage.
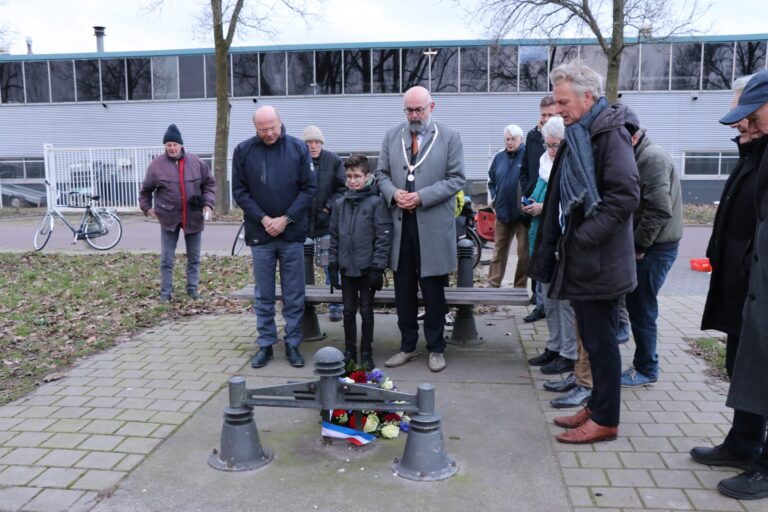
[90,314,570,512]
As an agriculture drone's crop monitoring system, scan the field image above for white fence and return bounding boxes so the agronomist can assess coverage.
[43,145,234,212]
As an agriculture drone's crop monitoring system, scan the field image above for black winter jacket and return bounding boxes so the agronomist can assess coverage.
[309,149,346,237]
[232,126,316,245]
[701,135,767,335]
[520,127,545,197]
[529,103,640,300]
[329,181,392,277]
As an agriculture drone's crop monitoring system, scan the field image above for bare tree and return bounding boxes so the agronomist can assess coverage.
[145,0,314,214]
[466,0,710,102]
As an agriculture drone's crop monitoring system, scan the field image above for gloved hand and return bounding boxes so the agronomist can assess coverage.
[368,269,384,292]
[328,264,341,290]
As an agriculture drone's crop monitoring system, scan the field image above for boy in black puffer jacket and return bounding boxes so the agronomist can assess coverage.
[329,154,392,369]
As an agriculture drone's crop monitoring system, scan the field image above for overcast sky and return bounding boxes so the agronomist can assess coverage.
[1,0,766,55]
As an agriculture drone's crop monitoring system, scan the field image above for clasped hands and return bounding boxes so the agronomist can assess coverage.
[394,190,421,212]
[261,215,290,237]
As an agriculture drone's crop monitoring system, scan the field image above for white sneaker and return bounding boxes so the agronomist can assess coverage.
[428,352,446,372]
[385,351,419,367]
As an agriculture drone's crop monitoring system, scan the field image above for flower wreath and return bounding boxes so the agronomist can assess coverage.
[330,367,411,440]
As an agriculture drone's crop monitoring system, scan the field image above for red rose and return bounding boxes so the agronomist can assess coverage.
[383,413,400,423]
[349,371,368,384]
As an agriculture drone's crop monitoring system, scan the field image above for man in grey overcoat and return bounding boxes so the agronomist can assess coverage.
[377,86,465,372]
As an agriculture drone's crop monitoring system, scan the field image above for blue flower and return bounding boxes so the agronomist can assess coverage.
[399,420,410,433]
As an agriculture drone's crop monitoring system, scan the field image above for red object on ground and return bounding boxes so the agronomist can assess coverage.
[690,258,712,272]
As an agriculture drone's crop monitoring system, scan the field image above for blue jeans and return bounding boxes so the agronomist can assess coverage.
[317,234,342,315]
[250,240,305,348]
[626,244,678,379]
[160,225,201,297]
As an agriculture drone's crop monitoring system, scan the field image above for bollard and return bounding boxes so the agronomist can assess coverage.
[209,377,273,472]
[313,347,345,409]
[449,237,480,346]
[392,384,457,481]
[301,238,326,342]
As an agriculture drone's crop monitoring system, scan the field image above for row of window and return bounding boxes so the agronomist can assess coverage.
[1,39,766,104]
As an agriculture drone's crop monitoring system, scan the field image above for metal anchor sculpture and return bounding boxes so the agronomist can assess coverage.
[209,346,457,481]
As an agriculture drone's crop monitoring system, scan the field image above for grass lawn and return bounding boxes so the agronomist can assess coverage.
[0,252,254,405]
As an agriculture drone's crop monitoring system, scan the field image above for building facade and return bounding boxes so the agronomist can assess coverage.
[1,34,766,207]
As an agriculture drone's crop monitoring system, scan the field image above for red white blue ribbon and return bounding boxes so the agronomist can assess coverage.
[321,421,375,446]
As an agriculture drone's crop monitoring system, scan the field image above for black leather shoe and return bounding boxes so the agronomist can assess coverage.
[718,470,768,500]
[286,345,305,367]
[360,352,375,370]
[550,385,591,408]
[344,349,357,368]
[524,307,546,323]
[528,348,558,366]
[541,355,575,375]
[544,373,577,393]
[251,346,273,368]
[690,444,753,471]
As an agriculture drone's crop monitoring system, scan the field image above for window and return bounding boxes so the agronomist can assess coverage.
[25,159,45,179]
[127,58,151,100]
[618,45,639,91]
[260,52,286,96]
[518,45,548,92]
[402,47,430,90]
[0,159,24,179]
[489,45,517,92]
[550,45,578,69]
[178,55,205,98]
[460,47,487,92]
[0,62,24,103]
[232,53,259,97]
[702,42,733,90]
[343,49,370,94]
[205,54,230,98]
[430,47,458,92]
[75,59,100,101]
[671,43,702,90]
[24,61,50,103]
[101,59,126,101]
[579,45,608,79]
[640,43,670,90]
[50,60,75,102]
[372,49,400,94]
[316,50,342,94]
[287,51,314,95]
[683,151,738,176]
[735,40,767,78]
[152,56,178,99]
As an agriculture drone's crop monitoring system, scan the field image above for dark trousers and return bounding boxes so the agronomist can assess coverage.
[341,275,375,353]
[572,298,621,427]
[394,213,447,354]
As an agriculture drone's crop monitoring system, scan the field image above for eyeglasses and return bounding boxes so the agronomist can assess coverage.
[543,142,560,150]
[403,105,429,115]
[346,174,367,182]
[256,125,280,135]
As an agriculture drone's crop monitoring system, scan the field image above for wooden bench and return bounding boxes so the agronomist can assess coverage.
[231,284,529,306]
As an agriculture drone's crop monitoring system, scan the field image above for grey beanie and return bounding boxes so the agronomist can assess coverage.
[302,125,325,144]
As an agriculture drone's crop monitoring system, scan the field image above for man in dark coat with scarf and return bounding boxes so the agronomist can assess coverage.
[529,62,640,444]
[698,69,768,501]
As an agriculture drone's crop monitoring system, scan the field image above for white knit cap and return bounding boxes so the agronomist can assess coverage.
[302,125,325,143]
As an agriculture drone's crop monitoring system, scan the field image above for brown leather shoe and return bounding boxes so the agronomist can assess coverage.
[556,419,618,444]
[553,407,591,429]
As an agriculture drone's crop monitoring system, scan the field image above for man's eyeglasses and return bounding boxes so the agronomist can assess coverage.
[403,105,429,115]
[256,125,280,135]
[543,142,560,150]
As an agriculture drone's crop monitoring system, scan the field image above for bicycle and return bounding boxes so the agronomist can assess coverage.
[457,199,493,268]
[231,221,246,256]
[33,180,123,251]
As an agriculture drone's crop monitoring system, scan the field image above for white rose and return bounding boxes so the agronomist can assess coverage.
[380,424,400,439]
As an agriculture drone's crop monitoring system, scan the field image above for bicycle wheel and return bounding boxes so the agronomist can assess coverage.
[84,210,122,250]
[464,227,483,268]
[33,213,54,251]
[231,222,246,256]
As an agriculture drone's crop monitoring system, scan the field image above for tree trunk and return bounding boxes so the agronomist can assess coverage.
[213,38,231,215]
[605,0,625,103]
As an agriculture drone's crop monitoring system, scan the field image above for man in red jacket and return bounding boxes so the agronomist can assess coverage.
[139,124,216,302]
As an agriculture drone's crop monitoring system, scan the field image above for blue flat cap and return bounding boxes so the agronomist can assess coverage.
[720,69,768,125]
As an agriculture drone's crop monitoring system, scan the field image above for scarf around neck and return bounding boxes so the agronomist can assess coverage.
[559,96,608,218]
